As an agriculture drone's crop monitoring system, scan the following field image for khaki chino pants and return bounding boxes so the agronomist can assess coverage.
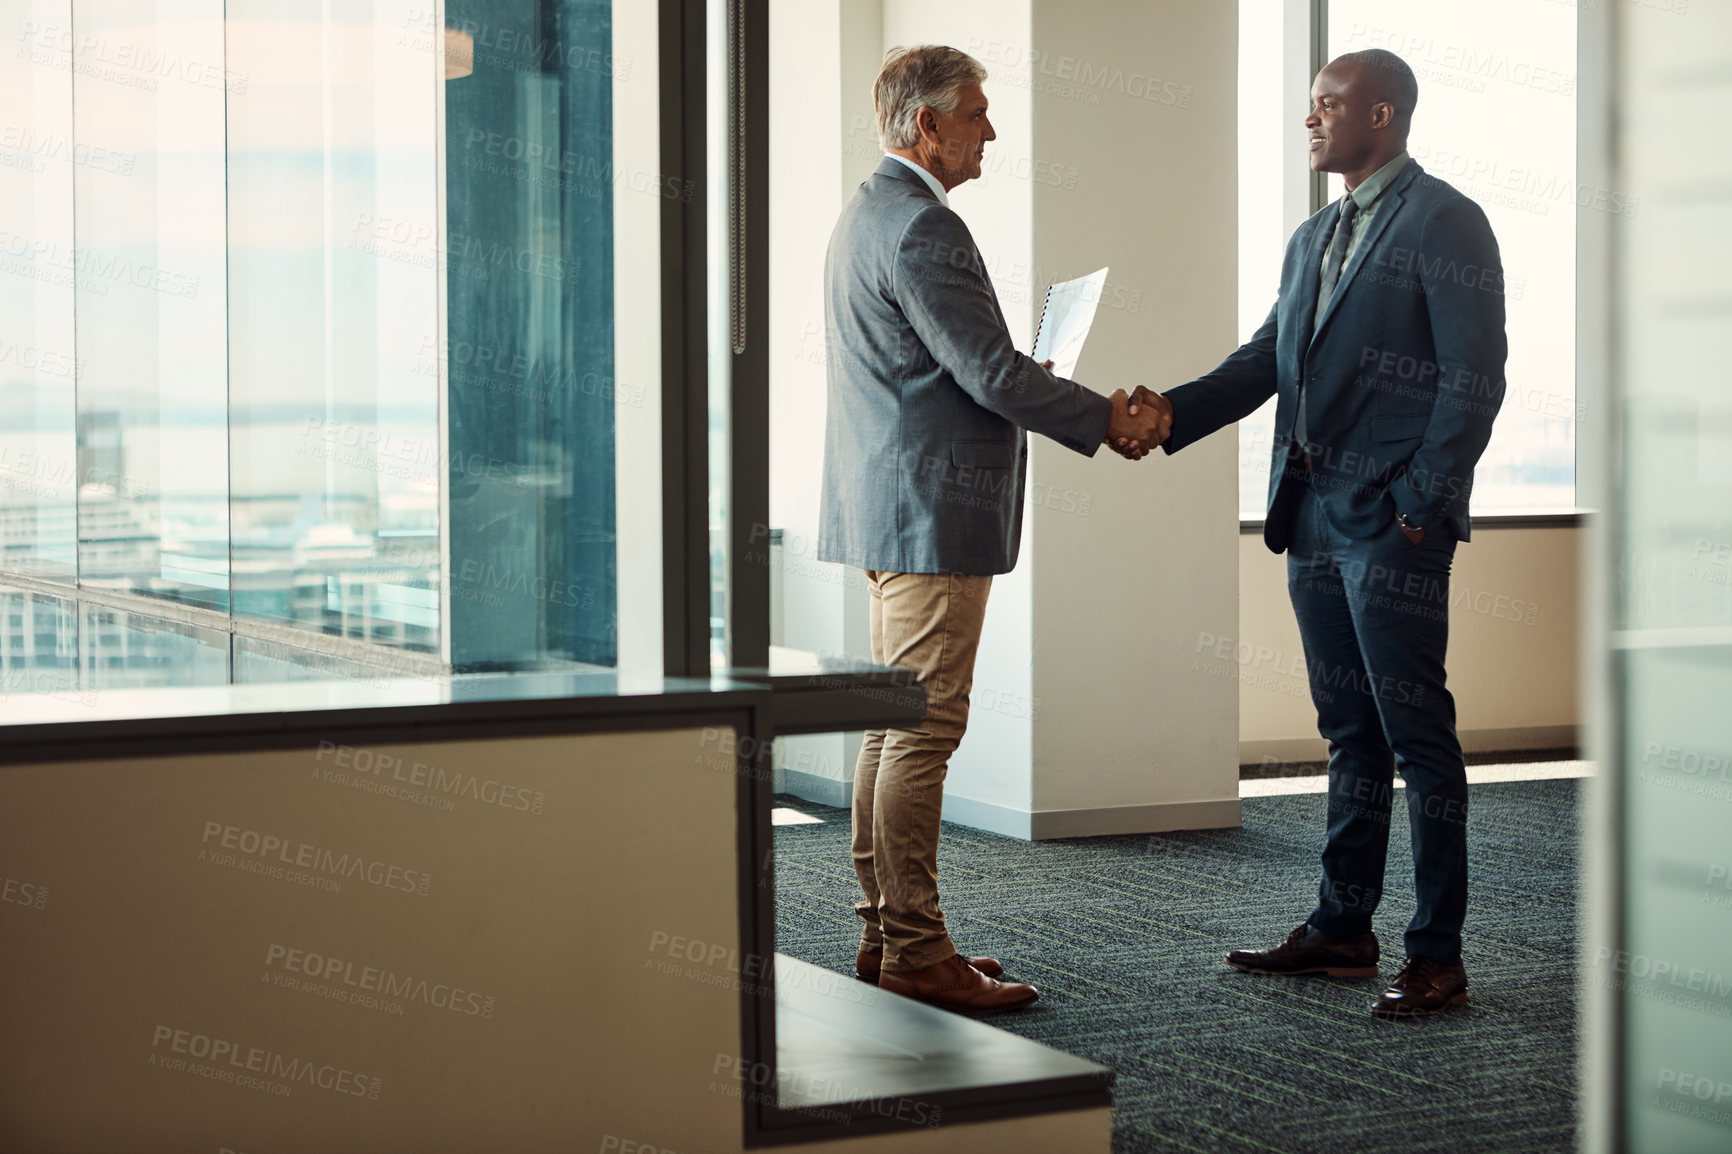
[851,569,992,973]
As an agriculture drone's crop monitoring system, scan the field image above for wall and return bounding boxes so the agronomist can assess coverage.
[1238,524,1581,763]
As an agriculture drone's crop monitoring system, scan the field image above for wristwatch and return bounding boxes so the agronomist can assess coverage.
[1395,512,1421,533]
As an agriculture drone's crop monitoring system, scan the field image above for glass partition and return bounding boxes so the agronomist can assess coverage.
[0,587,229,698]
[0,587,79,699]
[442,0,619,670]
[0,2,79,579]
[1610,3,1732,1148]
[79,604,230,688]
[0,0,653,686]
[71,2,232,609]
[226,0,442,652]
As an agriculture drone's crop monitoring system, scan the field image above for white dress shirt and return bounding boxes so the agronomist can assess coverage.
[883,152,949,207]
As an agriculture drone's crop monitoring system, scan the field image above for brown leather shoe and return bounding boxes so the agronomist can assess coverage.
[1371,955,1468,1017]
[856,947,1003,982]
[1226,922,1380,977]
[877,953,1039,1012]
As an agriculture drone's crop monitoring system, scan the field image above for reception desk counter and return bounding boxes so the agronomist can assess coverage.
[0,660,1111,1153]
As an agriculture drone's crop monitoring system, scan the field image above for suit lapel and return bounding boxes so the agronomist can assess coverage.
[1290,212,1332,366]
[1309,165,1419,347]
[880,158,1001,322]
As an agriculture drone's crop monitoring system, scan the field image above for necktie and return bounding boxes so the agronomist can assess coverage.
[1295,195,1361,455]
[1317,194,1360,318]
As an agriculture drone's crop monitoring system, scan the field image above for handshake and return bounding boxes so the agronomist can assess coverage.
[1104,386,1173,461]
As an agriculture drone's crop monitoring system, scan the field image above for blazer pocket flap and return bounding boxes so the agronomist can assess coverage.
[1370,414,1431,443]
[951,440,1014,469]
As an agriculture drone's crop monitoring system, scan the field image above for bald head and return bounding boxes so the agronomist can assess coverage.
[1306,50,1419,188]
[1334,49,1419,128]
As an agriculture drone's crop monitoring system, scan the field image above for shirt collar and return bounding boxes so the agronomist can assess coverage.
[884,152,949,208]
[1348,151,1410,212]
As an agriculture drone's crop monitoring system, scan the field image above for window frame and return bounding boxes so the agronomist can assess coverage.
[1237,0,1583,534]
[663,0,770,677]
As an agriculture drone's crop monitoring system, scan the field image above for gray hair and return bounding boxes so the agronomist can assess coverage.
[874,45,988,151]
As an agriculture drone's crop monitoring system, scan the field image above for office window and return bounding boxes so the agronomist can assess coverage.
[1238,0,1580,519]
[0,0,656,681]
[706,0,731,667]
[80,604,230,688]
[1236,0,1288,521]
[443,0,622,669]
[0,589,76,695]
[72,4,232,609]
[0,3,79,579]
[226,0,441,649]
[1329,0,1578,512]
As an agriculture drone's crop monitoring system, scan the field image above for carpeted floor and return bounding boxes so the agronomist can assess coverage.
[772,778,1580,1154]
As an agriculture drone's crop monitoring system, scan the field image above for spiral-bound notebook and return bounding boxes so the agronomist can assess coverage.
[1031,267,1109,379]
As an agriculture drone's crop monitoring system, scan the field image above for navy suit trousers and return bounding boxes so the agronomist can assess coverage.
[1284,473,1469,964]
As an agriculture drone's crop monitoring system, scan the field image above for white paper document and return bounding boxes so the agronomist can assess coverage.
[1030,267,1108,380]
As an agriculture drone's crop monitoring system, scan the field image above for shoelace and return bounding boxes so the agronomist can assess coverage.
[1396,956,1439,986]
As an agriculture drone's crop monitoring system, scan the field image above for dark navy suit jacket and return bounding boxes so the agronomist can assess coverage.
[1163,161,1508,552]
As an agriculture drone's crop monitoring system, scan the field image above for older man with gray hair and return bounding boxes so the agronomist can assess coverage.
[819,45,1168,1012]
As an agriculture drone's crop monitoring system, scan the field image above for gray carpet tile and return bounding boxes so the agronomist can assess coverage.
[772,778,1579,1154]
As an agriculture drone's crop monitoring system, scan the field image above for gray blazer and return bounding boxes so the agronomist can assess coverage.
[817,158,1113,576]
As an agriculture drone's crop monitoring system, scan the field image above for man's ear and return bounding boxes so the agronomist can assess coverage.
[915,105,940,145]
[1370,100,1394,131]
